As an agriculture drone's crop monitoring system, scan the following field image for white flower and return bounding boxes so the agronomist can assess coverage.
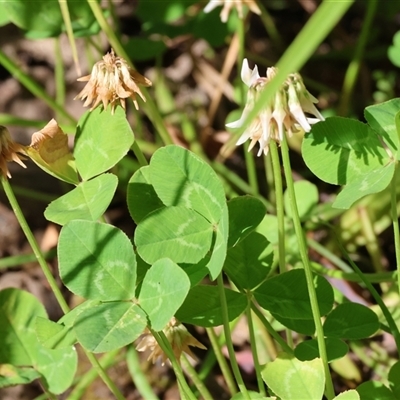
[226,58,324,156]
[204,0,261,23]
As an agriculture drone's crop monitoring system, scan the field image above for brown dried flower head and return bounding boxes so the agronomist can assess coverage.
[136,317,206,366]
[75,49,152,114]
[204,0,261,23]
[0,126,26,179]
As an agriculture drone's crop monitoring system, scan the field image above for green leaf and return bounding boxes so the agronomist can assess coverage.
[224,232,273,291]
[0,365,40,388]
[149,145,226,223]
[34,346,77,394]
[0,288,77,394]
[58,220,136,300]
[206,204,229,280]
[271,313,315,336]
[333,390,360,400]
[138,258,190,331]
[135,206,213,264]
[333,162,395,209]
[127,166,165,224]
[74,108,134,180]
[45,173,118,225]
[294,338,348,362]
[356,381,396,400]
[2,0,99,38]
[3,0,63,37]
[388,360,400,398]
[0,288,47,365]
[35,317,76,349]
[124,37,167,61]
[227,195,266,247]
[74,302,147,353]
[254,269,334,319]
[302,117,390,185]
[284,180,318,220]
[388,32,400,67]
[364,98,400,159]
[323,303,380,340]
[148,145,228,279]
[176,285,247,327]
[262,353,325,400]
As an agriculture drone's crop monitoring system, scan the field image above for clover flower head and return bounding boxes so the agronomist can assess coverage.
[226,58,324,156]
[136,317,206,366]
[75,49,152,114]
[0,126,26,179]
[204,0,261,23]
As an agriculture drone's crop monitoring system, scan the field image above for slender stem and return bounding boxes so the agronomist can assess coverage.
[67,349,123,400]
[250,302,293,354]
[280,137,334,400]
[391,167,400,302]
[337,0,377,116]
[181,355,213,400]
[152,330,197,400]
[245,298,265,395]
[243,144,259,194]
[269,141,285,275]
[269,141,293,348]
[58,0,81,76]
[0,49,75,124]
[216,274,250,399]
[204,327,237,396]
[84,353,126,400]
[86,0,172,146]
[126,346,159,400]
[131,141,148,167]
[1,177,70,313]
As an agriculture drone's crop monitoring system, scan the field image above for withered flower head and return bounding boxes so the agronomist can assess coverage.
[136,317,206,366]
[204,0,261,23]
[0,126,26,179]
[226,58,324,156]
[75,49,152,114]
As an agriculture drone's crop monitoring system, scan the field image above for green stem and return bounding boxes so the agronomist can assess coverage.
[250,302,293,354]
[243,143,259,194]
[54,38,66,109]
[1,177,70,313]
[58,0,81,76]
[126,346,159,400]
[86,0,172,146]
[152,330,197,400]
[310,260,395,284]
[84,353,126,400]
[269,141,293,348]
[246,298,265,395]
[204,327,237,396]
[67,349,123,400]
[0,49,75,124]
[338,0,377,116]
[131,140,148,167]
[280,137,334,400]
[181,355,213,400]
[391,167,400,304]
[216,273,250,399]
